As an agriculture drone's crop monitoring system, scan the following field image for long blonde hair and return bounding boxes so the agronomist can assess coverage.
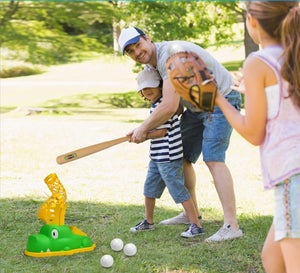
[246,1,300,109]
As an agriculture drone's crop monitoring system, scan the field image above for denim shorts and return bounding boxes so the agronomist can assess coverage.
[181,90,241,163]
[273,173,300,241]
[144,159,191,204]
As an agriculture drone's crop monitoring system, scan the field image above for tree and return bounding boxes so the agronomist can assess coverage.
[1,1,257,66]
[0,1,115,64]
[215,1,258,57]
[114,1,258,58]
[107,1,202,52]
[116,1,216,46]
[0,0,19,28]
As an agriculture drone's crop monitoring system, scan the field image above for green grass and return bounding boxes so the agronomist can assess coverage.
[221,60,244,72]
[0,198,270,273]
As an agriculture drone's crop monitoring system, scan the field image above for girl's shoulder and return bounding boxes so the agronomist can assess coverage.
[244,51,278,88]
[249,46,284,68]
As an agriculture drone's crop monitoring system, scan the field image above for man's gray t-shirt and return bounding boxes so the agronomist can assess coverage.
[146,41,233,112]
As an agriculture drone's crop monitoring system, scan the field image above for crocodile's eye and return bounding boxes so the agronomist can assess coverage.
[51,229,59,239]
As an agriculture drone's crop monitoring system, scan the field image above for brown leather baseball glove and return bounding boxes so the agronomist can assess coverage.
[167,51,217,112]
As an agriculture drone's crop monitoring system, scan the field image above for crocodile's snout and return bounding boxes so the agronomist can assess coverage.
[26,234,51,253]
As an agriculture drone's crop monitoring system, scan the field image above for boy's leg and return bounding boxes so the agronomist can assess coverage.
[160,110,203,225]
[130,195,156,232]
[144,159,165,223]
[145,196,155,224]
[181,198,201,227]
[181,110,203,221]
[130,160,162,232]
[158,159,202,229]
[181,198,205,238]
[183,159,201,218]
[159,161,201,225]
[155,159,204,238]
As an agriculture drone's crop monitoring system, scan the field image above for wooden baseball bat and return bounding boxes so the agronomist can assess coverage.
[56,128,167,165]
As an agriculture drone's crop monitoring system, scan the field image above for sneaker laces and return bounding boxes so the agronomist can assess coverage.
[136,220,147,228]
[216,224,231,236]
[185,223,198,232]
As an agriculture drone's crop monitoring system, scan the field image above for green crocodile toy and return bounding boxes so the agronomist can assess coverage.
[25,173,96,257]
[25,225,96,257]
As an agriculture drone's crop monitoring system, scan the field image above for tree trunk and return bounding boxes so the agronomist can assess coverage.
[243,15,259,58]
[113,18,120,53]
[0,0,20,27]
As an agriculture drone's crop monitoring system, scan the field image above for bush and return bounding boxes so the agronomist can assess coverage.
[1,20,113,67]
[109,92,150,108]
[0,64,44,78]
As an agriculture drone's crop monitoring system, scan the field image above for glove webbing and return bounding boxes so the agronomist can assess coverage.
[189,68,215,112]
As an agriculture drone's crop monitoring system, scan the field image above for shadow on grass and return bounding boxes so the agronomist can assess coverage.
[41,92,150,111]
[0,198,271,273]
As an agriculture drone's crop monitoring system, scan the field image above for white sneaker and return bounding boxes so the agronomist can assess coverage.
[205,224,243,242]
[159,212,190,225]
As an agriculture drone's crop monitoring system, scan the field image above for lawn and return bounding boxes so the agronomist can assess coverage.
[1,198,271,273]
[1,109,272,273]
[0,51,273,272]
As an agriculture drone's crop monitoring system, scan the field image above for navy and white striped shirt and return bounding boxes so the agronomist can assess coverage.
[150,97,183,163]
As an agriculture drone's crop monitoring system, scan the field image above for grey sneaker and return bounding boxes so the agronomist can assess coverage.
[130,219,155,232]
[205,224,243,242]
[181,223,204,238]
[159,212,202,225]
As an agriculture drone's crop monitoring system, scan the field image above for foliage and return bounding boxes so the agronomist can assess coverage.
[120,1,242,48]
[109,92,150,109]
[116,1,244,73]
[0,1,245,67]
[0,1,114,65]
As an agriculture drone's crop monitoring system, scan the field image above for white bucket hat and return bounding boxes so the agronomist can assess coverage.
[137,69,161,92]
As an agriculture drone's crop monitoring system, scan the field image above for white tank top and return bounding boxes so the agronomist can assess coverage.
[251,46,300,190]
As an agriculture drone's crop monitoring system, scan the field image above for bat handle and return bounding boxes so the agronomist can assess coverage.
[56,129,167,165]
[56,136,129,165]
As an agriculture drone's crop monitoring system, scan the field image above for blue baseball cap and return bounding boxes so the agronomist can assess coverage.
[118,27,145,54]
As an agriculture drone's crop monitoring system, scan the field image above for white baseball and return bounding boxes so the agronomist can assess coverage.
[110,238,124,252]
[100,254,114,268]
[123,243,137,256]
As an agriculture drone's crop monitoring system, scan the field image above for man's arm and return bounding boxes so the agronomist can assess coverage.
[129,79,180,143]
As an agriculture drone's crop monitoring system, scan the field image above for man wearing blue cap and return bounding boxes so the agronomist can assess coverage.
[118,27,243,242]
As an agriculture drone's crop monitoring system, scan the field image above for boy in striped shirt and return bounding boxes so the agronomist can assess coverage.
[130,69,203,238]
